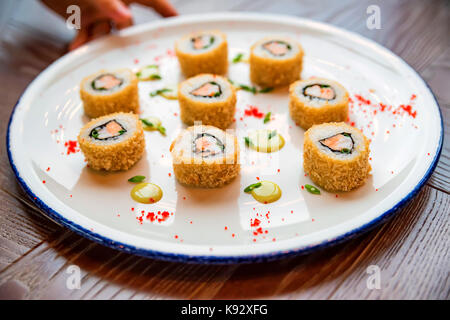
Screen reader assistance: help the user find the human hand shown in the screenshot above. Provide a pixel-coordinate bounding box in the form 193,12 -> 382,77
41,0 -> 177,51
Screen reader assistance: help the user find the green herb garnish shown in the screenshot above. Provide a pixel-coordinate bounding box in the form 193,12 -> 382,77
136,65 -> 161,81
118,130 -> 126,135
244,182 -> 262,193
157,126 -> 166,135
305,184 -> 321,195
149,74 -> 161,80
239,84 -> 257,94
128,175 -> 146,183
263,112 -> 272,124
228,78 -> 235,85
140,118 -> 154,127
232,53 -> 244,63
259,87 -> 274,93
140,118 -> 166,136
268,130 -> 277,140
150,88 -> 171,97
244,137 -> 253,147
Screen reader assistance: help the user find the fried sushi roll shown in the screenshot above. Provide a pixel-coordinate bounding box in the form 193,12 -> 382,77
80,69 -> 139,118
78,112 -> 145,171
178,74 -> 236,129
289,78 -> 349,130
303,122 -> 370,192
249,36 -> 304,87
170,125 -> 240,188
175,30 -> 228,77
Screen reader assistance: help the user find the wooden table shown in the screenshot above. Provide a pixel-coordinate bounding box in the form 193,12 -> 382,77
0,0 -> 448,300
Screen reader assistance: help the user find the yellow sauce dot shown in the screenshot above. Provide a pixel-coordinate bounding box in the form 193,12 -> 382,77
247,129 -> 285,153
251,181 -> 282,204
130,182 -> 163,204
142,116 -> 162,131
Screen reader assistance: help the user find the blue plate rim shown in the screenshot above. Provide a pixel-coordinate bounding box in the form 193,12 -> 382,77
5,13 -> 444,264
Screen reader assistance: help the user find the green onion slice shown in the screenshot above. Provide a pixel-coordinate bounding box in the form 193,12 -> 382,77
244,182 -> 262,193
128,175 -> 146,183
305,184 -> 321,195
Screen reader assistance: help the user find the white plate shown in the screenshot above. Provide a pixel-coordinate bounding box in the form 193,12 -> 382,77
7,13 -> 443,263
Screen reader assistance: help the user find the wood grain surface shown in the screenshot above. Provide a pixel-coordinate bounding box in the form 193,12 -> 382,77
0,0 -> 448,300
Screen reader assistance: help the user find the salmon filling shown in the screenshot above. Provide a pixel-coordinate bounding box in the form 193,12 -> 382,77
90,120 -> 127,140
193,133 -> 225,158
303,84 -> 336,101
190,82 -> 222,98
92,74 -> 123,91
319,133 -> 353,154
191,35 -> 215,50
262,40 -> 291,56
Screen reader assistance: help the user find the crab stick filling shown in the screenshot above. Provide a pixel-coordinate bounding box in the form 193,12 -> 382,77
190,82 -> 222,98
262,40 -> 291,56
193,133 -> 224,158
319,133 -> 354,154
191,35 -> 215,50
90,120 -> 126,140
303,84 -> 336,101
92,74 -> 123,91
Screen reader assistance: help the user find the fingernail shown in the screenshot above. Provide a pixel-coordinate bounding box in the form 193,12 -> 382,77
115,3 -> 132,20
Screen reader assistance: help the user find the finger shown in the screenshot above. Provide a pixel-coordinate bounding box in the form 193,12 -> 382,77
94,0 -> 132,24
89,20 -> 112,40
69,27 -> 89,51
135,0 -> 178,17
115,17 -> 134,30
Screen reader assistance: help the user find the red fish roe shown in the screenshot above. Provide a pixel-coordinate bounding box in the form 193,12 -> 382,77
250,218 -> 261,227
399,104 -> 417,118
353,93 -> 417,119
136,210 -> 173,225
244,105 -> 264,118
64,140 -> 79,155
355,94 -> 371,105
